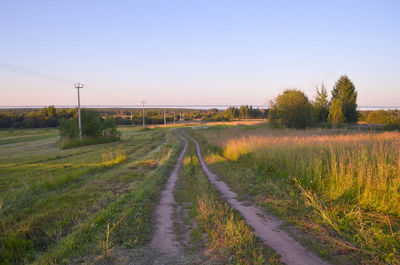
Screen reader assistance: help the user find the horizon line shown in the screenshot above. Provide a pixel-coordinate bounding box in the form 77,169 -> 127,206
1,104 -> 400,110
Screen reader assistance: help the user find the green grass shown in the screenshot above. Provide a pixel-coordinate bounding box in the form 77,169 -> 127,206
0,126 -> 179,264
174,138 -> 282,264
190,126 -> 400,265
59,136 -> 121,149
0,128 -> 59,145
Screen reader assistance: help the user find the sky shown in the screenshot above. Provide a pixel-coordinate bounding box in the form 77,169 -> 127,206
1,0 -> 399,107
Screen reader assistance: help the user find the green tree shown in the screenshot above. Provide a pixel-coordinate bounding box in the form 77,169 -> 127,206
328,98 -> 345,128
223,107 -> 239,120
269,89 -> 312,129
81,109 -> 102,137
59,119 -> 79,138
59,109 -> 103,138
331,75 -> 358,123
312,84 -> 329,123
239,105 -> 249,119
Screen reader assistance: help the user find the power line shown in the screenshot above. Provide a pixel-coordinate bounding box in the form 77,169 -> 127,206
84,85 -> 140,104
0,60 -> 74,86
0,60 -> 141,105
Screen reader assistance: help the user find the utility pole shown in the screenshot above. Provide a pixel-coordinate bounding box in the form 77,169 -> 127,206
141,101 -> 146,128
173,112 -> 176,125
164,108 -> 166,127
75,83 -> 83,140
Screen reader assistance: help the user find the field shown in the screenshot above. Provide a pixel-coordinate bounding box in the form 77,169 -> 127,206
190,124 -> 400,264
1,124 -> 399,265
0,127 -> 181,263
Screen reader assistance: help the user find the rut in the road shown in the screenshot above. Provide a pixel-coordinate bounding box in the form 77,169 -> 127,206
182,131 -> 330,265
150,133 -> 188,254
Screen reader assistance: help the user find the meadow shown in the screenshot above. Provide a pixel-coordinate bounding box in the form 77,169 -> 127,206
172,138 -> 282,264
191,125 -> 400,264
2,123 -> 399,265
0,126 -> 180,264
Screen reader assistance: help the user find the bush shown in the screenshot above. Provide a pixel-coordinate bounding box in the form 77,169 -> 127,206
269,89 -> 312,129
102,117 -> 121,138
366,110 -> 400,131
59,119 -> 79,138
59,109 -> 121,144
81,109 -> 102,137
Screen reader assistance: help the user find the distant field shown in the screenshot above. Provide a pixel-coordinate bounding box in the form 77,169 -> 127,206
146,119 -> 267,128
0,126 -> 180,264
190,125 -> 400,264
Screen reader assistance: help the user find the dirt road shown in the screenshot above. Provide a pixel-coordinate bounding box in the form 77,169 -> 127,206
182,131 -> 330,265
150,133 -> 188,254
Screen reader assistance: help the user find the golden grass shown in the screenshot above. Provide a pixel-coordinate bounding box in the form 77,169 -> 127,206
222,132 -> 400,216
206,129 -> 400,263
197,196 -> 266,264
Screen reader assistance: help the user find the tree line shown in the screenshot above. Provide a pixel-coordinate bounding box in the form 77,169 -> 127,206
0,106 -> 266,129
269,75 -> 358,128
269,75 -> 400,130
269,75 -> 376,129
0,106 -> 75,129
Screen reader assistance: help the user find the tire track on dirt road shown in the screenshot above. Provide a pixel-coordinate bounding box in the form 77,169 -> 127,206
182,131 -> 330,265
150,132 -> 188,254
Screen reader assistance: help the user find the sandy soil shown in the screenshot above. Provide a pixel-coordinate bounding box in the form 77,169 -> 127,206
150,133 -> 188,254
183,131 -> 330,265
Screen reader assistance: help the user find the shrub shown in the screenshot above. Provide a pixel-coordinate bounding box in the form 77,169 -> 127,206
59,119 -> 79,138
81,109 -> 102,137
102,117 -> 121,138
366,110 -> 400,130
269,89 -> 312,129
59,109 -> 121,145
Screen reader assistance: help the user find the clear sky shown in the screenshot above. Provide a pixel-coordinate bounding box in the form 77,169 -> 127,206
1,0 -> 399,107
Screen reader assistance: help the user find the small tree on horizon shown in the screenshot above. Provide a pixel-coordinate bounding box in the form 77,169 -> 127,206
269,89 -> 312,129
312,83 -> 329,123
331,75 -> 358,123
328,98 -> 345,128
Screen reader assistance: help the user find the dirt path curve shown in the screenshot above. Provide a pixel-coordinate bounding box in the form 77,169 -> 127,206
150,132 -> 188,254
182,131 -> 330,265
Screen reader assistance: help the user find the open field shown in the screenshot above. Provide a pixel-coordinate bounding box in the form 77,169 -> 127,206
0,127 -> 181,264
189,125 -> 400,264
2,123 -> 399,265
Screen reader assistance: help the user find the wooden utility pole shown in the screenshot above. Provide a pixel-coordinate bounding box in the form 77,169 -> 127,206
141,101 -> 146,128
173,112 -> 176,125
164,108 -> 166,127
75,83 -> 83,139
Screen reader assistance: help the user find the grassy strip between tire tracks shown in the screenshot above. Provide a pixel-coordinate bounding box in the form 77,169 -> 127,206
175,136 -> 282,264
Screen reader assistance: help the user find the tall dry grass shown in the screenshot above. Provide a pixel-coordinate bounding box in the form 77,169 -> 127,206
223,132 -> 400,217
215,131 -> 400,263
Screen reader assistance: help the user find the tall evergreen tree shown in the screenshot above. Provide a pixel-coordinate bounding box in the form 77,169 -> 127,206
331,75 -> 358,123
313,83 -> 329,123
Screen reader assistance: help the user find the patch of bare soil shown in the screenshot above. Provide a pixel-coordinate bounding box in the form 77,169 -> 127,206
183,131 -> 330,265
150,134 -> 188,254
